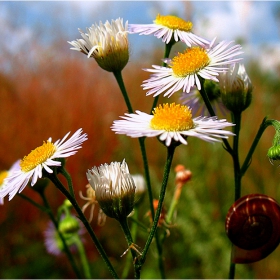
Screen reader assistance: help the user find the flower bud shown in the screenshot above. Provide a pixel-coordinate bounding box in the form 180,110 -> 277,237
86,160 -> 135,220
220,63 -> 252,113
58,215 -> 80,238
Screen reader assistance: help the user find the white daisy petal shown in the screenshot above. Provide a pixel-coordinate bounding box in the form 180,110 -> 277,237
0,129 -> 88,201
69,18 -> 129,72
142,40 -> 242,97
111,103 -> 235,147
128,14 -> 209,46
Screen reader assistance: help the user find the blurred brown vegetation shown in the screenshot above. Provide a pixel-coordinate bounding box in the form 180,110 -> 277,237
1,33 -> 280,278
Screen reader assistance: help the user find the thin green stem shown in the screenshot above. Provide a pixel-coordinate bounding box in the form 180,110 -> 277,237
113,70 -> 133,113
74,236 -> 92,279
59,167 -> 75,198
241,117 -> 272,175
113,68 -> 165,277
119,216 -> 141,279
198,77 -> 233,155
232,112 -> 242,201
138,145 -> 176,272
138,137 -> 155,219
121,207 -> 140,279
19,191 -> 82,278
47,170 -> 119,279
228,112 -> 242,279
17,193 -> 48,212
150,42 -> 174,114
129,216 -> 149,232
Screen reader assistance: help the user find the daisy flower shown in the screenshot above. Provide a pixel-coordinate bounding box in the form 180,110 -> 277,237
68,18 -> 129,72
142,38 -> 243,98
0,129 -> 88,201
0,160 -> 20,204
180,80 -> 227,116
86,160 -> 136,220
129,14 -> 209,47
111,103 -> 235,147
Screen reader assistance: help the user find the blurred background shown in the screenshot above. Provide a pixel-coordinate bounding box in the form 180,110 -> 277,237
1,1 -> 280,278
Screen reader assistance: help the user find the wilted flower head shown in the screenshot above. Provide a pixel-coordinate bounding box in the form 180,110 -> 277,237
79,184 -> 106,226
68,18 -> 129,72
86,160 -> 136,220
129,13 -> 209,47
219,63 -> 252,113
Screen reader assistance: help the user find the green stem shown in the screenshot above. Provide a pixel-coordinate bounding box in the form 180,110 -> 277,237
74,236 -> 92,279
138,137 -> 155,219
113,70 -> 155,222
47,170 -> 120,279
240,117 -> 272,175
59,167 -> 75,198
138,145 -> 176,272
198,77 -> 233,155
113,68 -> 165,277
150,42 -> 174,114
19,192 -> 82,278
228,112 -> 242,279
231,112 -> 242,201
17,193 -> 48,212
119,216 -> 141,279
113,70 -> 133,113
121,207 -> 139,279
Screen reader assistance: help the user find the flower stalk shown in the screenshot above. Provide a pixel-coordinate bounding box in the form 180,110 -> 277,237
47,168 -> 120,279
138,144 -> 176,272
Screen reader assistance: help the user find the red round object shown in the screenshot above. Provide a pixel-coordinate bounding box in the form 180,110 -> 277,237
225,194 -> 280,263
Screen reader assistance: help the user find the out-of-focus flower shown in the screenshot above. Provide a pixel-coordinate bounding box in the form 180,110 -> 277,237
146,199 -> 167,227
142,39 -> 242,98
68,18 -> 129,72
132,174 -> 146,204
129,14 -> 209,47
79,184 -> 106,226
0,129 -> 87,201
86,160 -> 135,220
44,214 -> 85,256
219,63 -> 252,113
111,103 -> 235,147
180,80 -> 227,116
175,165 -> 192,185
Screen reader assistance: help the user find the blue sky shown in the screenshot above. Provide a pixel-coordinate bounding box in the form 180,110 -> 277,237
1,1 -> 280,71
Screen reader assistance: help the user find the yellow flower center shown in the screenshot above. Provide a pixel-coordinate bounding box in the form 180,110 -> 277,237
154,14 -> 193,32
171,47 -> 210,77
150,103 -> 194,131
20,141 -> 57,172
0,171 -> 8,185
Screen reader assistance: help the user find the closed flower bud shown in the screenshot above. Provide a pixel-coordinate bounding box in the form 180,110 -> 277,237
267,145 -> 280,164
86,160 -> 135,221
220,63 -> 252,113
59,214 -> 81,238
